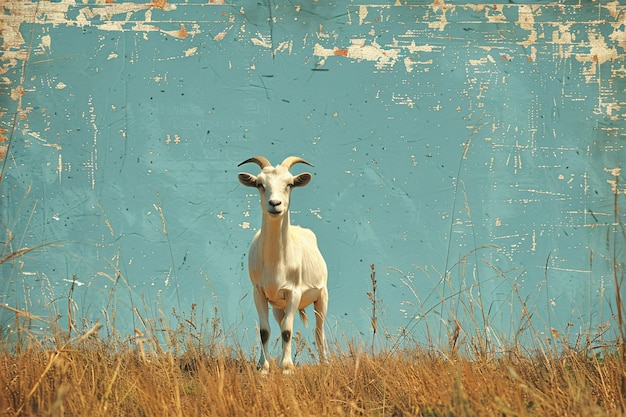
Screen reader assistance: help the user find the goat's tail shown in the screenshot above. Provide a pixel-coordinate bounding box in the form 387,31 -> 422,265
299,309 -> 309,328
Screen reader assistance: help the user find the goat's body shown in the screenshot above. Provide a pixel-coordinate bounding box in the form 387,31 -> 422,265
248,216 -> 328,372
238,156 -> 328,373
249,225 -> 327,310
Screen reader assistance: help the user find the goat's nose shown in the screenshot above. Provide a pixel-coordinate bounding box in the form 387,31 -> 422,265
268,199 -> 281,207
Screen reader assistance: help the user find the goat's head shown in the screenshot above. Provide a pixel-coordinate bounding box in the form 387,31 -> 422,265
238,156 -> 313,218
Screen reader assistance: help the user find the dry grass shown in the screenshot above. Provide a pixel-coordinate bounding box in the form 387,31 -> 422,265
0,319 -> 625,417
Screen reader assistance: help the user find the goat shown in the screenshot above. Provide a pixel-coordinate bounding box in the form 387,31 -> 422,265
238,156 -> 328,373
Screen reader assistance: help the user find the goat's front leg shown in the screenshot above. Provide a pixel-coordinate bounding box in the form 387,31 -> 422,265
254,286 -> 271,373
278,289 -> 301,373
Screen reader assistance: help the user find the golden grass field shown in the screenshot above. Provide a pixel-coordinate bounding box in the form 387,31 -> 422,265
1,340 -> 625,416
1,308 -> 625,417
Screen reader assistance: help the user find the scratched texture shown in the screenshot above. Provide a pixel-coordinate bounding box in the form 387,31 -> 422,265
1,0 -> 625,352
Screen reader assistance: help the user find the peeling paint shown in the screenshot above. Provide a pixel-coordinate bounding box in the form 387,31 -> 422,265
577,31 -> 619,65
517,5 -> 538,48
183,47 -> 198,57
358,5 -> 368,25
0,1 -> 625,350
162,24 -> 188,39
252,33 -> 272,48
314,39 -> 399,69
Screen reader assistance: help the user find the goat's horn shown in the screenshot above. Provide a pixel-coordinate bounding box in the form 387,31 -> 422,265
280,156 -> 314,169
238,156 -> 272,168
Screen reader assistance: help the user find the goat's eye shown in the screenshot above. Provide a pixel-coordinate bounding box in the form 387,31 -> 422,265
257,184 -> 265,190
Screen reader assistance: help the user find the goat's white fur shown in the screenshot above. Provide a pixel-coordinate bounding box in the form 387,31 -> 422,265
238,156 -> 328,373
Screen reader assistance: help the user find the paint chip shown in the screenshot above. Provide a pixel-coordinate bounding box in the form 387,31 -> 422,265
314,40 -> 399,69
10,85 -> 24,100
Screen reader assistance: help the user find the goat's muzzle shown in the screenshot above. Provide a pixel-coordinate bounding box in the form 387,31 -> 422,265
267,199 -> 284,216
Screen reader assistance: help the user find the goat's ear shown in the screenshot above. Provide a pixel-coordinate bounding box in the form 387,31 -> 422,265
293,172 -> 312,188
238,173 -> 258,187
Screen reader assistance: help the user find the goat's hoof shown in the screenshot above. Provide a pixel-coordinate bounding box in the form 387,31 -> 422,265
280,363 -> 295,375
257,362 -> 270,374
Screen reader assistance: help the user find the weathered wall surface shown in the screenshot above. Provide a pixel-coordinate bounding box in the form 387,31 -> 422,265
1,0 -> 625,353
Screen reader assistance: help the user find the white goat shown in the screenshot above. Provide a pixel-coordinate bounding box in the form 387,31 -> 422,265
238,156 -> 328,373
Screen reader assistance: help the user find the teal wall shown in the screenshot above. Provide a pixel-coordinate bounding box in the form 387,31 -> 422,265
1,0 -> 625,354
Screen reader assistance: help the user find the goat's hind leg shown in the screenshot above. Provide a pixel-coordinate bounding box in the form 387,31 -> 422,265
314,287 -> 328,363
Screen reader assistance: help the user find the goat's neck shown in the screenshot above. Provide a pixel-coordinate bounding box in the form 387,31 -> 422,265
259,212 -> 291,261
